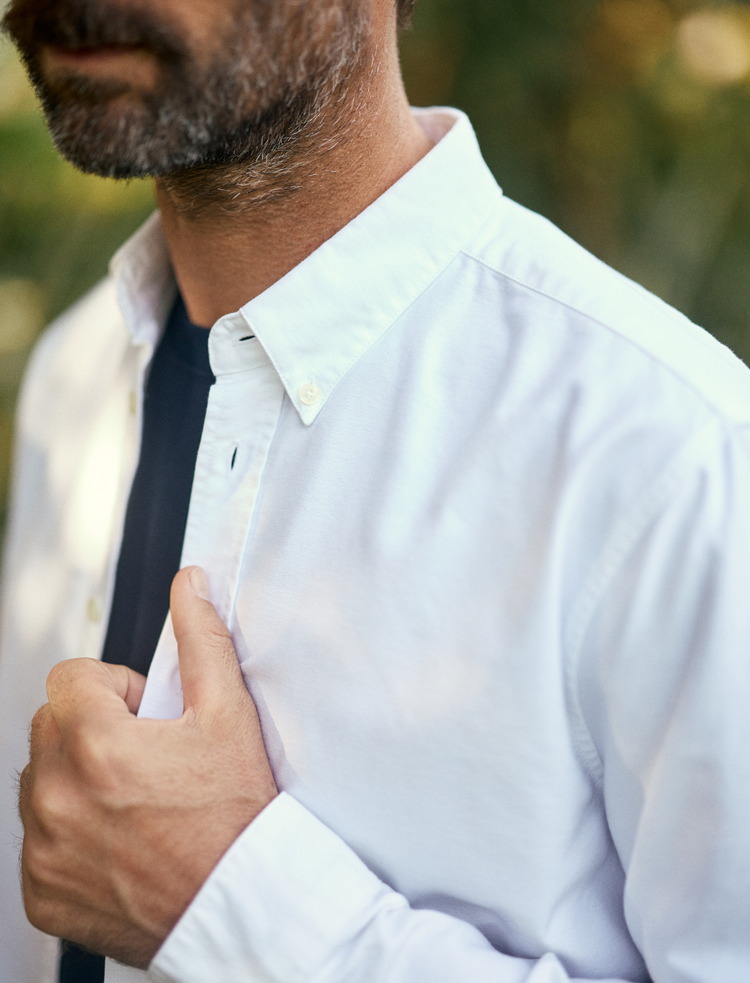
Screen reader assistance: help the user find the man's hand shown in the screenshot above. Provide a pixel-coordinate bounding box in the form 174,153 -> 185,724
18,566 -> 278,969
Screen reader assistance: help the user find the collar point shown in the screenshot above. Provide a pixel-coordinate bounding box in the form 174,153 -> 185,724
293,400 -> 323,426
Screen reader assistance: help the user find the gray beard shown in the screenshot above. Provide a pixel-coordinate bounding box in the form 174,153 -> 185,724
5,0 -> 368,206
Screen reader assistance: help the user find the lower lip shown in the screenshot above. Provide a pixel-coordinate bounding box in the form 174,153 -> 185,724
44,45 -> 147,70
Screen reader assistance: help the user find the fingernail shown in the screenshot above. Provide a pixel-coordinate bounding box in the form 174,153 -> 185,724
188,566 -> 211,601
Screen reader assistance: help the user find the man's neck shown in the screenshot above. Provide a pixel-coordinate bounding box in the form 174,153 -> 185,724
155,35 -> 432,328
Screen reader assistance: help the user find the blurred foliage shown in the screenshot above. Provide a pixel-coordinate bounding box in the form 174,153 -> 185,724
401,0 -> 750,355
0,37 -> 154,537
3,0 -> 750,531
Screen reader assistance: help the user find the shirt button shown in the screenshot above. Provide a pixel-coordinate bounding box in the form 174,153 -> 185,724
298,383 -> 321,405
87,597 -> 102,623
129,391 -> 137,415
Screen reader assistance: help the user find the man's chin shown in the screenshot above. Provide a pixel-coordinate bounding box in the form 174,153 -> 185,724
43,101 -> 174,179
16,48 -> 202,178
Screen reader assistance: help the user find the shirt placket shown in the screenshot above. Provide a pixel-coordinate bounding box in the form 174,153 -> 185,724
138,312 -> 286,720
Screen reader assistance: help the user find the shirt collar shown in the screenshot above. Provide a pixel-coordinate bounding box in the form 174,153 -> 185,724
109,211 -> 176,349
111,108 -> 502,423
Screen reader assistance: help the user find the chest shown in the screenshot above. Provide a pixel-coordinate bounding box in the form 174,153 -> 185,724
13,332 -> 635,972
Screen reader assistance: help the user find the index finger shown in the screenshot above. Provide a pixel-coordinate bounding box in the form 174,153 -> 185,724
45,658 -> 146,734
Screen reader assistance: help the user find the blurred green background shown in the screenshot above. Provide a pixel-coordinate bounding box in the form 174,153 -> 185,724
3,0 -> 750,535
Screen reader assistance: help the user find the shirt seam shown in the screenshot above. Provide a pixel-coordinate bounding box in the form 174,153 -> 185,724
460,249 -> 750,435
561,417 -> 730,788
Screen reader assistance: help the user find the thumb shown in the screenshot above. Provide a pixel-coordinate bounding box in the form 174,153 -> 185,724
170,566 -> 248,715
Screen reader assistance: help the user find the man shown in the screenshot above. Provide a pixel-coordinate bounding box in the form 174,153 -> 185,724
2,0 -> 750,979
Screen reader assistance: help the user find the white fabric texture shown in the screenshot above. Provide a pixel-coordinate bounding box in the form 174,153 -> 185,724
2,108 -> 750,983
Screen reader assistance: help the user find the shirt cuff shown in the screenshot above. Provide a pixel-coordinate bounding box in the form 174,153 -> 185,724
147,792 -> 402,983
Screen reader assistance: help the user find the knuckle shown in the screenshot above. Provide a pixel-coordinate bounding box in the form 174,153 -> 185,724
104,662 -> 129,696
21,837 -> 60,923
206,622 -> 234,650
22,880 -> 58,935
22,840 -> 49,893
46,657 -> 99,698
30,702 -> 51,729
67,722 -> 116,780
29,703 -> 52,746
22,887 -> 45,930
45,659 -> 73,693
68,728 -> 130,804
17,762 -> 32,797
180,616 -> 231,650
27,779 -> 67,836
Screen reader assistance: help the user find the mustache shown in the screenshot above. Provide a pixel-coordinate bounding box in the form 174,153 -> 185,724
1,0 -> 187,59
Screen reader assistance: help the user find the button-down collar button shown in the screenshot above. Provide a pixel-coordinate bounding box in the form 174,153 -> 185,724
299,383 -> 321,405
87,597 -> 102,623
129,391 -> 137,415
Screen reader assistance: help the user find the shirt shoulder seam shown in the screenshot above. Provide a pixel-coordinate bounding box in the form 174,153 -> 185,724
560,417 -> 733,787
459,247 -> 750,433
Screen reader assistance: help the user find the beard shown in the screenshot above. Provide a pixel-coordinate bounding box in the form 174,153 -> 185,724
1,0 -> 368,189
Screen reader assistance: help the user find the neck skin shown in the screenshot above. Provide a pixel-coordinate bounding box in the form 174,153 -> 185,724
155,12 -> 432,328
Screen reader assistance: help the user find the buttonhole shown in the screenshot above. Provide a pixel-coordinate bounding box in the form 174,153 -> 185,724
239,335 -> 255,341
231,447 -> 238,470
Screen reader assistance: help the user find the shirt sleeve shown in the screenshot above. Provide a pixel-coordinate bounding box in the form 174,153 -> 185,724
147,792 -> 626,983
148,420 -> 750,983
573,419 -> 750,983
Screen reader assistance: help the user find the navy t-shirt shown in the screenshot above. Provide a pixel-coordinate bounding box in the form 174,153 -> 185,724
59,294 -> 214,982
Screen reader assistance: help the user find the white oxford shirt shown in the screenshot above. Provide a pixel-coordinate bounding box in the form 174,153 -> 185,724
2,109 -> 750,983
